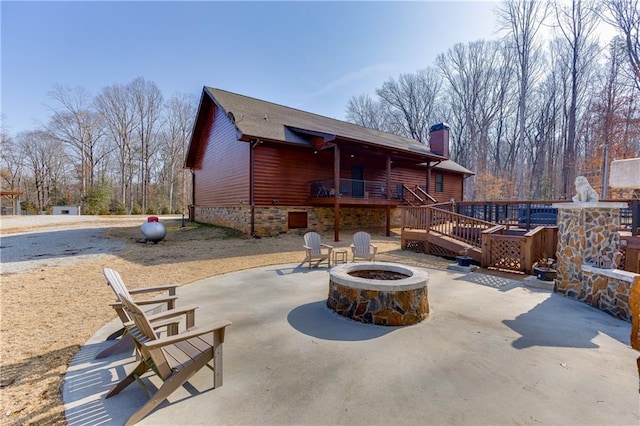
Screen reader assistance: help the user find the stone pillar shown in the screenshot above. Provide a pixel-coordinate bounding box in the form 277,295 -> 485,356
554,202 -> 627,298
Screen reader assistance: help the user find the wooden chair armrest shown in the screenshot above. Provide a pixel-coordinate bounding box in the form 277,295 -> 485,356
151,318 -> 181,331
145,304 -> 200,329
128,284 -> 178,296
111,296 -> 178,308
131,295 -> 178,306
145,304 -> 199,322
144,319 -> 232,349
123,317 -> 180,329
303,245 -> 312,250
321,244 -> 333,249
110,297 -> 178,311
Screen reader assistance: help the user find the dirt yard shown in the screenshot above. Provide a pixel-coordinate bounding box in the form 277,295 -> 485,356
0,217 -> 451,425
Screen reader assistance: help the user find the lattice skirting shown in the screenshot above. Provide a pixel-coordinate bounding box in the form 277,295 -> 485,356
405,240 -> 426,254
405,240 -> 458,258
427,243 -> 458,258
489,239 -> 521,271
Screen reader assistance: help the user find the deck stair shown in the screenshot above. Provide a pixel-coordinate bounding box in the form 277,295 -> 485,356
415,186 -> 438,204
401,204 -> 493,261
402,185 -> 425,206
429,232 -> 482,262
401,185 -> 438,206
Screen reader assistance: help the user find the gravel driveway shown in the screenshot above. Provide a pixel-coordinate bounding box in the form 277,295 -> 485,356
0,215 -> 175,274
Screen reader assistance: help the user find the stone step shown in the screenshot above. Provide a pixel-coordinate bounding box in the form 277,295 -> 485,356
523,275 -> 555,291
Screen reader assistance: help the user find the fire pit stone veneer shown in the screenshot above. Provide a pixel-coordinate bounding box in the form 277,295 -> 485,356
327,262 -> 429,326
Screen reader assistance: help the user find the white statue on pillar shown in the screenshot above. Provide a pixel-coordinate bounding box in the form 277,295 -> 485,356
572,176 -> 599,203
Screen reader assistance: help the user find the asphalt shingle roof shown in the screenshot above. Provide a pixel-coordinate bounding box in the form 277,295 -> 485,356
205,87 -> 473,176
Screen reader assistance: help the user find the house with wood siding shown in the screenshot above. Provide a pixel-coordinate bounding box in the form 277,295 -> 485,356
185,87 -> 474,240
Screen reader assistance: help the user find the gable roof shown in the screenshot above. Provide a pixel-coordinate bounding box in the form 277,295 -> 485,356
187,87 -> 474,176
433,160 -> 475,175
209,87 -> 442,155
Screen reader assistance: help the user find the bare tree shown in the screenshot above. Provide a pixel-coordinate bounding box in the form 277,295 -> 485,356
580,37 -> 640,197
46,85 -> 104,213
158,93 -> 196,213
436,40 -> 514,191
345,94 -> 391,131
497,0 -> 549,197
17,130 -> 67,212
0,120 -> 24,194
554,0 -> 601,198
130,77 -> 164,213
375,68 -> 442,143
598,39 -> 627,197
95,83 -> 136,211
528,50 -> 564,199
602,0 -> 640,91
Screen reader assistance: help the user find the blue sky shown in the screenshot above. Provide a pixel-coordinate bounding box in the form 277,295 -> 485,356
1,1 -> 503,136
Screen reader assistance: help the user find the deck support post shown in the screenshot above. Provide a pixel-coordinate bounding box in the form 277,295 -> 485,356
426,161 -> 431,200
249,140 -> 256,235
334,144 -> 341,242
386,155 -> 392,236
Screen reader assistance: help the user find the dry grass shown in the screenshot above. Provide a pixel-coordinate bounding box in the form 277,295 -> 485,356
0,219 -> 450,425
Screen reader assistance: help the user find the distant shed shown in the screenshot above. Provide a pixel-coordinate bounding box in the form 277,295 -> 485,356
52,206 -> 80,215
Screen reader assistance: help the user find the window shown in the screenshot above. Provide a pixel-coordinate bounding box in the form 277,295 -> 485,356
435,173 -> 444,193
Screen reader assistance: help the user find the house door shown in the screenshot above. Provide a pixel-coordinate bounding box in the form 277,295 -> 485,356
351,166 -> 364,198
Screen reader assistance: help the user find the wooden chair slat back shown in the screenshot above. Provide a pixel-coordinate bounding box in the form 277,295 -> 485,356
104,268 -> 132,301
119,295 -> 160,343
304,232 -> 322,255
353,231 -> 371,255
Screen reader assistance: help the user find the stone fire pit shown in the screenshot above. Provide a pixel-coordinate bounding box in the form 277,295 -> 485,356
327,262 -> 429,326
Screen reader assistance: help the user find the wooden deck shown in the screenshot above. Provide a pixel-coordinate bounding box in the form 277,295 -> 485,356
400,204 -> 561,274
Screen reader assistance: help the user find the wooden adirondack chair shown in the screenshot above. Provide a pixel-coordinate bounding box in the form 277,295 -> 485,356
350,231 -> 378,262
96,268 -> 181,359
303,232 -> 333,269
106,295 -> 231,426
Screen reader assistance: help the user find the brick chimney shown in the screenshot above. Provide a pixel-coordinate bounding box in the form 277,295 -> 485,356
429,123 -> 450,158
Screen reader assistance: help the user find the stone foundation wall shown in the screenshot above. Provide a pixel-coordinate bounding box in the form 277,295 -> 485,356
196,206 -> 251,234
327,280 -> 428,326
195,205 -> 396,236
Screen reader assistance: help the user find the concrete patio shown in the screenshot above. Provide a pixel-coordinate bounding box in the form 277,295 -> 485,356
63,264 -> 639,425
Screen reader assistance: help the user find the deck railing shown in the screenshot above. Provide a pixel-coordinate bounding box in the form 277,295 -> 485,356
456,199 -> 638,234
309,179 -> 403,200
415,186 -> 438,203
402,205 -> 494,248
401,205 -> 560,274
